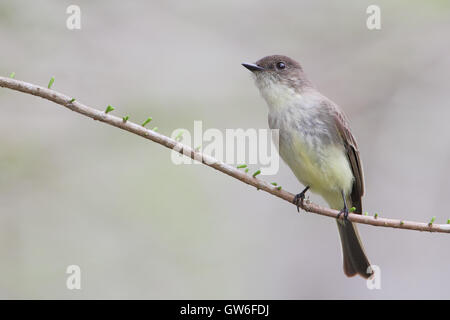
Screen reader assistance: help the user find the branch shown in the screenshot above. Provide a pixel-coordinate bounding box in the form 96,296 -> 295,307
1,76 -> 449,234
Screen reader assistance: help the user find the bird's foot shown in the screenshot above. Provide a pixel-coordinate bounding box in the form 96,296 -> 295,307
293,186 -> 310,213
337,206 -> 349,220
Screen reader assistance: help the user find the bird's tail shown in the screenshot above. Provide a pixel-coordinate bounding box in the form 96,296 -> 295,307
336,219 -> 372,279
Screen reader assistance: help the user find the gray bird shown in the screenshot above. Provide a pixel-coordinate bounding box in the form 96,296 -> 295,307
243,55 -> 372,278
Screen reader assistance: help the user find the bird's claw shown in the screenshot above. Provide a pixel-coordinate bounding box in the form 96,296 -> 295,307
337,206 -> 349,220
293,193 -> 305,213
293,186 -> 310,213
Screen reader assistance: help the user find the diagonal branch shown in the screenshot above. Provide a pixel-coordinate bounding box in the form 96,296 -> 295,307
1,76 -> 449,233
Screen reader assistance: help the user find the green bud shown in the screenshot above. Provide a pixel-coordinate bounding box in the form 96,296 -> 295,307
105,105 -> 115,114
252,170 -> 261,178
429,216 -> 436,226
142,117 -> 152,127
48,76 -> 55,89
175,130 -> 183,141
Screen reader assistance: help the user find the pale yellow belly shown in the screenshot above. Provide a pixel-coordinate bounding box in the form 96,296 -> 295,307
279,134 -> 354,209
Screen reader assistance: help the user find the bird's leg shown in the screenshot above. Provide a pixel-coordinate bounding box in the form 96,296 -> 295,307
336,190 -> 349,220
293,186 -> 310,212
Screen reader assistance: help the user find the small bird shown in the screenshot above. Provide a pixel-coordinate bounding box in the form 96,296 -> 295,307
242,55 -> 372,279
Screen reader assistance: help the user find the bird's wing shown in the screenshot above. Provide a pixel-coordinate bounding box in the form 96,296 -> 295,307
331,105 -> 365,211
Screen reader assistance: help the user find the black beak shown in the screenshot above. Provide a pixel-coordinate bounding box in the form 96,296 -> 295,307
242,63 -> 265,72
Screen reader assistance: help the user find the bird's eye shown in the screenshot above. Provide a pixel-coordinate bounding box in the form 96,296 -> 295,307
276,62 -> 286,70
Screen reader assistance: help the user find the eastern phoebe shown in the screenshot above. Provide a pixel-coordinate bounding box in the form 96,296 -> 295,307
243,55 -> 372,279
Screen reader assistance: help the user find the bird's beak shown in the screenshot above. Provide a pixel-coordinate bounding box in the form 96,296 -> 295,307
242,63 -> 265,72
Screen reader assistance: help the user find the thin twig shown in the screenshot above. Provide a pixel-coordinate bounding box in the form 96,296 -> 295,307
1,76 -> 449,233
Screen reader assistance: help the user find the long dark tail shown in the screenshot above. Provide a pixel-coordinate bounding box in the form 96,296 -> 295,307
336,220 -> 372,278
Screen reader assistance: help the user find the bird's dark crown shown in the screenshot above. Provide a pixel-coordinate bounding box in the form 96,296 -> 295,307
255,55 -> 302,72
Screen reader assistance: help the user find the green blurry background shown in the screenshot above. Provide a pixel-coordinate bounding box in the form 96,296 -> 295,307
1,0 -> 450,299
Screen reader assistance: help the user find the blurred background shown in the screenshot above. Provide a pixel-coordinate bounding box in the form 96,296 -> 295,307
1,0 -> 450,299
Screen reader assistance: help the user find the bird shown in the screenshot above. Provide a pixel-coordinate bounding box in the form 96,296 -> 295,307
242,55 -> 373,278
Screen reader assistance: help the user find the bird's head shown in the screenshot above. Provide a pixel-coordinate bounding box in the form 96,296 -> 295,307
242,55 -> 312,107
242,55 -> 310,92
